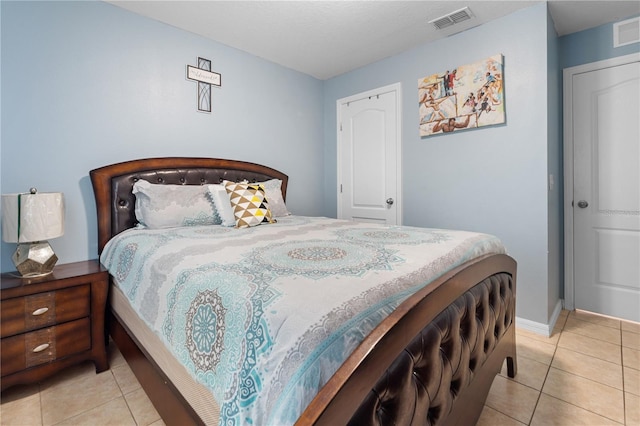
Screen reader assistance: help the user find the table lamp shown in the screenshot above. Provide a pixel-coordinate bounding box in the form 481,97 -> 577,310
2,188 -> 65,277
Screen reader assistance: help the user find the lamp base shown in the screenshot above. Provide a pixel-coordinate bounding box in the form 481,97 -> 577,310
12,241 -> 58,278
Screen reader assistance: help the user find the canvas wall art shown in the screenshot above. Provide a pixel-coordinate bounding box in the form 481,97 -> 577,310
418,54 -> 504,137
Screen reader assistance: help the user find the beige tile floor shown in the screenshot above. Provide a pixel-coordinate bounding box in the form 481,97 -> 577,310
1,309 -> 639,425
479,309 -> 640,426
0,341 -> 164,426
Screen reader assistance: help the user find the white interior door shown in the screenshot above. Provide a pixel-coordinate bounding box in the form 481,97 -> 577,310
572,59 -> 640,322
337,84 -> 401,225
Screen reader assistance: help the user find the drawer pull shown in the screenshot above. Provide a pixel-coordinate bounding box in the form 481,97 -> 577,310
32,343 -> 50,353
32,307 -> 49,316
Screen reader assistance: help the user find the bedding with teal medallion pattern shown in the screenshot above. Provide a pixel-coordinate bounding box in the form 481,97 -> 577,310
100,216 -> 506,425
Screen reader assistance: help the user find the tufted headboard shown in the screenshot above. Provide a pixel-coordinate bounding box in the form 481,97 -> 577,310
90,157 -> 288,254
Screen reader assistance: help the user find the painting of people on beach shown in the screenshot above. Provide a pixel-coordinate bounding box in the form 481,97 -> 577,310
418,54 -> 504,137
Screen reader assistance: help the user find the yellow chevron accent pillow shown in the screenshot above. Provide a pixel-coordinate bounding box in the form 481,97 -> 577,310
224,181 -> 276,229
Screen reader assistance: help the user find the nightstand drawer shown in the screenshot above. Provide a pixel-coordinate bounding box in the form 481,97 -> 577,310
0,284 -> 91,338
0,317 -> 91,377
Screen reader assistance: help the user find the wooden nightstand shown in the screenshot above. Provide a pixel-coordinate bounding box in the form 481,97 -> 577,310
0,260 -> 109,391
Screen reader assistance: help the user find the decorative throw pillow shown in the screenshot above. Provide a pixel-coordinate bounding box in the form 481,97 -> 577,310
207,184 -> 238,227
132,180 -> 220,229
257,179 -> 290,217
224,181 -> 276,228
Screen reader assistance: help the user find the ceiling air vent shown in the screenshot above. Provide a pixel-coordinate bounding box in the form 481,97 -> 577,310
429,7 -> 474,30
613,16 -> 640,48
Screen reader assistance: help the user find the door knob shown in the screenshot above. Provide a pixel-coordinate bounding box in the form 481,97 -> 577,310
577,200 -> 589,208
386,198 -> 394,206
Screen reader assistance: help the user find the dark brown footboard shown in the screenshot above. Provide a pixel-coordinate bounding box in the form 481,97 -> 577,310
352,273 -> 515,426
298,253 -> 517,426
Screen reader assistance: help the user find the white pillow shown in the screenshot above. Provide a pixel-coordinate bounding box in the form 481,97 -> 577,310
207,184 -> 237,227
257,179 -> 290,217
132,180 -> 220,229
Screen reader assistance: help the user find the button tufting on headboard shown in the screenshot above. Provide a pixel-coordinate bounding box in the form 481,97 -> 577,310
90,158 -> 288,253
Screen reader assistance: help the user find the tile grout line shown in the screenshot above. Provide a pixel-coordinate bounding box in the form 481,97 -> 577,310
563,312 -> 626,425
621,325 -> 627,426
555,312 -> 626,425
561,328 -> 622,348
548,348 -> 625,390
39,383 -> 44,426
525,317 -> 565,426
122,395 -> 140,426
526,349 -> 555,425
46,369 -> 127,426
538,369 -> 626,425
110,367 -> 140,425
490,315 -> 566,425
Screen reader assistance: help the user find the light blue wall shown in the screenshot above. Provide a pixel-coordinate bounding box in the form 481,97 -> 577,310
547,7 -> 563,319
560,14 -> 640,69
323,3 -> 553,324
0,1 -> 324,271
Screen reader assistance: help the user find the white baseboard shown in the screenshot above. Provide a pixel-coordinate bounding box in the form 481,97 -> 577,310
515,299 -> 564,337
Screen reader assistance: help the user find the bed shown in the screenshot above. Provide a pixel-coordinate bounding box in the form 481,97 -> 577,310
90,157 -> 517,426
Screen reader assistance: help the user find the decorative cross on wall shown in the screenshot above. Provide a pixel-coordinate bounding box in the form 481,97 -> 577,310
186,57 -> 222,113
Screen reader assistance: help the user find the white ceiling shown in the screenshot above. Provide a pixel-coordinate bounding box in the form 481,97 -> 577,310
106,1 -> 640,80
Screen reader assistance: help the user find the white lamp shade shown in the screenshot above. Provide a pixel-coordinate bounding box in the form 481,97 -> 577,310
2,192 -> 65,243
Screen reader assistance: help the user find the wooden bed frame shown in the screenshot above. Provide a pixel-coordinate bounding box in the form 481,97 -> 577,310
90,157 -> 517,426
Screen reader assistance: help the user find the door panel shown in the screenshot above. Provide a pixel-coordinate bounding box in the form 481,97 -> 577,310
596,229 -> 640,288
573,60 -> 640,322
338,88 -> 400,225
352,107 -> 386,208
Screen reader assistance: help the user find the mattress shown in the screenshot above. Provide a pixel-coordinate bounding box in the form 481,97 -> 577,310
110,284 -> 220,423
